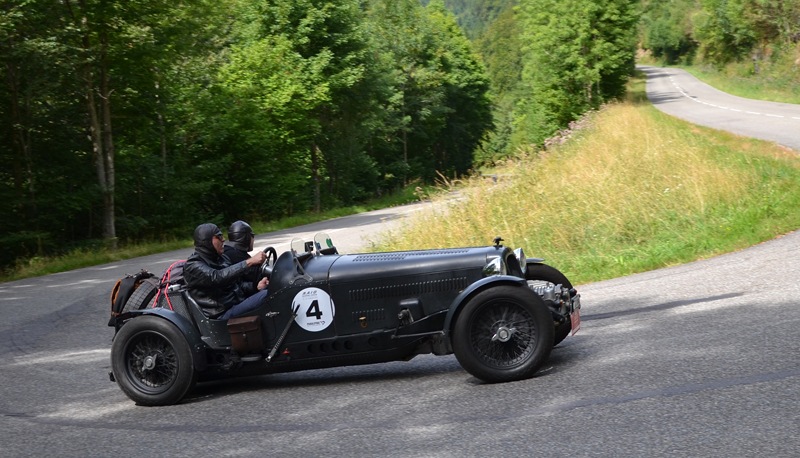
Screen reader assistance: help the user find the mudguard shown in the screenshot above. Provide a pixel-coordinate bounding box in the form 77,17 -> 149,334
116,308 -> 208,371
443,275 -> 528,339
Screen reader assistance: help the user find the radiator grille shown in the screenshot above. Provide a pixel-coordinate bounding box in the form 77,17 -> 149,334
349,277 -> 468,301
352,250 -> 469,262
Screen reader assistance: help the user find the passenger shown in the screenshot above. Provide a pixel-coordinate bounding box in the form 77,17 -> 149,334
224,220 -> 255,265
184,223 -> 269,320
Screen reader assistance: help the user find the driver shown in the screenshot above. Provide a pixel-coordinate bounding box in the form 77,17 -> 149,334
224,220 -> 255,264
184,223 -> 269,320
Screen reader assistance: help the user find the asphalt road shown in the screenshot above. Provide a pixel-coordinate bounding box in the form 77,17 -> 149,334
2,198 -> 800,456
3,77 -> 800,455
639,65 -> 800,150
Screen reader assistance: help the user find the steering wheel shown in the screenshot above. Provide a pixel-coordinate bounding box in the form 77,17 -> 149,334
260,246 -> 278,278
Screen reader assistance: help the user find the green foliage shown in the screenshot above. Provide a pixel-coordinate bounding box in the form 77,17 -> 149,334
693,0 -> 758,64
474,7 -> 523,161
515,0 -> 639,145
365,0 -> 492,184
0,0 -> 492,271
420,0 -> 513,40
640,0 -> 800,68
641,0 -> 697,64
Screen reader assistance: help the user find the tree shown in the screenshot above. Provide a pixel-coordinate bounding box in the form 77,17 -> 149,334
693,0 -> 757,64
217,0 -> 372,213
516,0 -> 638,144
475,6 -> 524,160
641,0 -> 698,64
427,1 -> 493,176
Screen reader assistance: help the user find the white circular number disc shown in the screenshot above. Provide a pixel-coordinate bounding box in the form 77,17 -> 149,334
292,287 -> 335,332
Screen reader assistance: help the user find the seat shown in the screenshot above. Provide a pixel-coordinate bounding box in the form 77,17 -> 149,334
181,291 -> 232,348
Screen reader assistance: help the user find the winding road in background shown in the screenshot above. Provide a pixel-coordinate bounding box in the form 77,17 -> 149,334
2,72 -> 800,457
639,65 -> 800,150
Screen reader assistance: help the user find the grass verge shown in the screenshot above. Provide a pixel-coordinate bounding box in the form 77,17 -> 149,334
368,73 -> 800,285
0,184 -> 429,283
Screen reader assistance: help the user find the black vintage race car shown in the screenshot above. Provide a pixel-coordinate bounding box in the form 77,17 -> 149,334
109,234 -> 581,406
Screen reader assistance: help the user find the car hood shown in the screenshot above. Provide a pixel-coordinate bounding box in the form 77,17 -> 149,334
326,246 -> 506,283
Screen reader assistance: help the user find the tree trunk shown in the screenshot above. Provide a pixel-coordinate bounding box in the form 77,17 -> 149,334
99,34 -> 117,248
401,85 -> 408,187
71,3 -> 116,248
402,129 -> 408,187
5,59 -> 38,230
311,142 -> 321,213
155,79 -> 167,177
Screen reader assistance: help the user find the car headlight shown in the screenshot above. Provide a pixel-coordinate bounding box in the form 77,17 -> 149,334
513,247 -> 526,275
483,257 -> 506,277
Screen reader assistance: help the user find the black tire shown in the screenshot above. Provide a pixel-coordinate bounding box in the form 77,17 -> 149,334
122,279 -> 157,313
526,264 -> 573,346
452,285 -> 554,383
111,316 -> 197,406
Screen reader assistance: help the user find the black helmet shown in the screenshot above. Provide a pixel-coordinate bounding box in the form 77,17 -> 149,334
193,223 -> 223,258
227,220 -> 254,252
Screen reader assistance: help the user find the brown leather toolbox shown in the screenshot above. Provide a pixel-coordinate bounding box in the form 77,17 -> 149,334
227,315 -> 265,354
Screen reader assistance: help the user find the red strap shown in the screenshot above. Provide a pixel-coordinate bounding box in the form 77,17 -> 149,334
151,260 -> 184,310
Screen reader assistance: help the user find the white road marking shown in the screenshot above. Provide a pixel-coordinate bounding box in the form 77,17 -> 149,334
662,71 -> 798,124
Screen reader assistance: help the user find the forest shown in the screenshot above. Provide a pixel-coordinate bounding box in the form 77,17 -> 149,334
0,0 -> 641,271
640,0 -> 800,67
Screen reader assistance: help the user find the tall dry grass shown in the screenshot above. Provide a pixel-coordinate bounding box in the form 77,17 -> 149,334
369,98 -> 800,284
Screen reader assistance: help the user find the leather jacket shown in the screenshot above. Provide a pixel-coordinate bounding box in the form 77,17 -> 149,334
184,250 -> 256,319
223,244 -> 250,265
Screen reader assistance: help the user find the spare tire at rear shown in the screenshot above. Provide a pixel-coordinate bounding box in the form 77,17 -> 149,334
122,279 -> 158,313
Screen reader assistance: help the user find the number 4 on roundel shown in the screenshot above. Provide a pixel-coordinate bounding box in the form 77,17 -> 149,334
306,300 -> 323,320
292,287 -> 335,332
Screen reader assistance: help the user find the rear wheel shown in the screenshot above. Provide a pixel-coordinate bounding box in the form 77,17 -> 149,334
526,264 -> 573,346
453,285 -> 554,383
111,316 -> 196,406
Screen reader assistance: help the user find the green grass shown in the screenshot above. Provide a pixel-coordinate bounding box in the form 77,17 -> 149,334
368,74 -> 800,285
0,184 -> 430,283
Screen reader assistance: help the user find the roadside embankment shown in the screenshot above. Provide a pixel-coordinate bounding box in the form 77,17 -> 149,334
368,75 -> 800,284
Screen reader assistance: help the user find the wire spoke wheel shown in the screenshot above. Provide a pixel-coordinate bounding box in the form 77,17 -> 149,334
469,300 -> 536,368
125,332 -> 179,394
453,285 -> 554,383
111,316 -> 196,406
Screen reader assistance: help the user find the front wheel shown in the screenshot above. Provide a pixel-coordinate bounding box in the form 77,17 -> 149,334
111,316 -> 197,406
453,285 -> 554,383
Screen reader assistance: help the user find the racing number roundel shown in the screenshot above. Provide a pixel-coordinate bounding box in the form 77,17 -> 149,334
292,287 -> 335,332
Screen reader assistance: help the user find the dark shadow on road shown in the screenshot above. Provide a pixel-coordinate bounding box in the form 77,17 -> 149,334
582,292 -> 745,321
181,341 -> 585,405
181,357 -> 466,405
640,71 -> 668,80
647,91 -> 684,105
